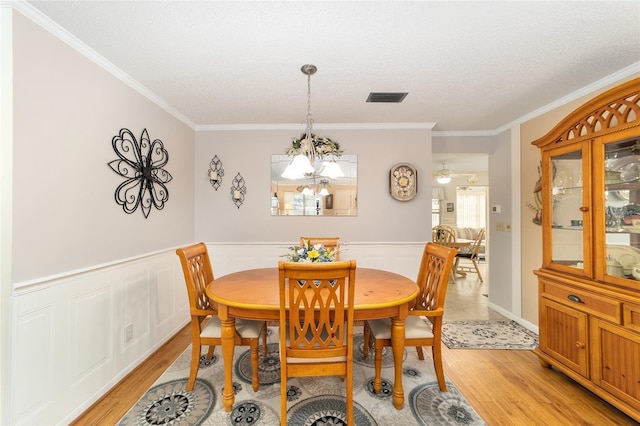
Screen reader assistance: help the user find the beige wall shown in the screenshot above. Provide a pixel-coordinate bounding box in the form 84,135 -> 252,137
12,12 -> 196,282
195,128 -> 433,243
519,72 -> 640,325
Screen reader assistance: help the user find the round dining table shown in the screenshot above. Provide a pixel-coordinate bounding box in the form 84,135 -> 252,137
206,267 -> 419,413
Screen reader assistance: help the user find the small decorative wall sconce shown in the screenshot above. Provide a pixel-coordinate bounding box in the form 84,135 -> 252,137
208,155 -> 224,190
231,173 -> 247,208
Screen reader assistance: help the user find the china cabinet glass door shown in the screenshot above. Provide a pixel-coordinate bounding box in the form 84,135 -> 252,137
547,147 -> 587,274
603,137 -> 640,281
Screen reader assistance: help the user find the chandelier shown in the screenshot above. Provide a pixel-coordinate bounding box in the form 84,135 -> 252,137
281,64 -> 344,180
435,162 -> 452,184
297,178 -> 331,196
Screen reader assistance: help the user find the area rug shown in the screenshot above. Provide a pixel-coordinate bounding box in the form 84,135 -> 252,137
118,327 -> 485,425
441,320 -> 538,350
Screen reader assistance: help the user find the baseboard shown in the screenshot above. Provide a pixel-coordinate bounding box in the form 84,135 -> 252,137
487,302 -> 539,334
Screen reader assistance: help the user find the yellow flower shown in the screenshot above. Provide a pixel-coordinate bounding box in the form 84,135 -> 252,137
308,249 -> 320,260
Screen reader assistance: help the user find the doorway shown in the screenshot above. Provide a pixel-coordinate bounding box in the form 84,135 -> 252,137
456,184 -> 488,263
431,153 -> 489,290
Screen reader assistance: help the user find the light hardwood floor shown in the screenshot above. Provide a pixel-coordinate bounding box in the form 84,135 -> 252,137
72,263 -> 638,425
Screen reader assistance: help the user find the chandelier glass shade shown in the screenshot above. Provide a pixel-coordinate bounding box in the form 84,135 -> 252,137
319,160 -> 345,179
281,154 -> 315,179
282,64 -> 344,181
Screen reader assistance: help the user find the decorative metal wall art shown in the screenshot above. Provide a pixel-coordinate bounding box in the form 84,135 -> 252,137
208,155 -> 224,190
107,128 -> 172,218
230,173 -> 246,208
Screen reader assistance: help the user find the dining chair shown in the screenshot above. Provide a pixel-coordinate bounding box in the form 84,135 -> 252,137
299,236 -> 341,258
453,227 -> 485,282
176,242 -> 267,392
363,242 -> 457,392
278,259 -> 357,426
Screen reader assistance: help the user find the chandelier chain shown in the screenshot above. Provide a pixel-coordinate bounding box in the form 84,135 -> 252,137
303,66 -> 315,161
281,64 -> 344,181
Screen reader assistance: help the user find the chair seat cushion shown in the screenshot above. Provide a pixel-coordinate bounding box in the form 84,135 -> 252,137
367,316 -> 434,340
456,253 -> 474,259
201,316 -> 263,338
286,355 -> 347,364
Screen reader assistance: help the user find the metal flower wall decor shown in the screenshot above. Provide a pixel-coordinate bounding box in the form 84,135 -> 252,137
108,128 -> 173,218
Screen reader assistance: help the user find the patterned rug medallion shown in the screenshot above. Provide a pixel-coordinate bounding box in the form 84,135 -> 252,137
441,320 -> 538,350
118,327 -> 485,425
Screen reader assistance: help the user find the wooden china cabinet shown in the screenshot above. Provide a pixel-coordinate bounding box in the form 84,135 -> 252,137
532,77 -> 640,421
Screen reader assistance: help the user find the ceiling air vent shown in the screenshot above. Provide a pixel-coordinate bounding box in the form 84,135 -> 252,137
366,92 -> 408,103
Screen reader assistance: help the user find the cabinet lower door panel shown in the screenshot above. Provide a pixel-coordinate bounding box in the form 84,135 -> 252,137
540,298 -> 589,377
591,318 -> 640,409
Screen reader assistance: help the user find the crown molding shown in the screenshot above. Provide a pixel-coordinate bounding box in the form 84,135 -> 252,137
494,61 -> 640,135
432,62 -> 640,138
12,0 -> 197,129
432,130 -> 497,137
195,122 -> 437,132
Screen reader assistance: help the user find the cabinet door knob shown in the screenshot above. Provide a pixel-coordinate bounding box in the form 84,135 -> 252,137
575,341 -> 585,348
567,294 -> 583,303
579,206 -> 588,212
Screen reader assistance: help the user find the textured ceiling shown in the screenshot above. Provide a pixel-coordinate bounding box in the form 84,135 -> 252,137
23,0 -> 640,134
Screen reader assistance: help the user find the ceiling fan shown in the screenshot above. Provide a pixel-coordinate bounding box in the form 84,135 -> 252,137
433,162 -> 479,184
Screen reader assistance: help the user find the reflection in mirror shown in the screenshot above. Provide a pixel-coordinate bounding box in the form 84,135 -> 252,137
271,154 -> 357,216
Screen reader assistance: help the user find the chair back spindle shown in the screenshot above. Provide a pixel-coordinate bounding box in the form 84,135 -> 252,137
432,225 -> 456,247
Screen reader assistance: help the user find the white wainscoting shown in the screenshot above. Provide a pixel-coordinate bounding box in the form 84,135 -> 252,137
8,242 -> 424,425
9,249 -> 189,425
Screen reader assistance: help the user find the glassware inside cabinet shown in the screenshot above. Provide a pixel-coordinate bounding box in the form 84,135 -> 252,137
550,150 -> 584,271
604,137 -> 640,279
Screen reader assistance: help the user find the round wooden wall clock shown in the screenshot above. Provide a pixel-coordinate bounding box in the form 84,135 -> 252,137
389,163 -> 417,201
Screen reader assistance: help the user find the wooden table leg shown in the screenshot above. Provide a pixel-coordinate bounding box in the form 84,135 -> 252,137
390,316 -> 405,410
373,343 -> 382,394
218,306 -> 236,413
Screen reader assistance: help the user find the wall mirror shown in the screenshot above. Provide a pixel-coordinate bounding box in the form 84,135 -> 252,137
271,154 -> 357,216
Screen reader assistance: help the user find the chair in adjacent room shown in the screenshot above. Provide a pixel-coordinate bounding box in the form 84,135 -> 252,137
176,242 -> 267,392
432,225 -> 456,246
432,226 -> 458,282
363,242 -> 457,392
453,227 -> 485,282
278,259 -> 357,426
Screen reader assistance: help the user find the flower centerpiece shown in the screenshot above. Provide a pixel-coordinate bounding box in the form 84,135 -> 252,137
285,133 -> 343,162
283,241 -> 337,263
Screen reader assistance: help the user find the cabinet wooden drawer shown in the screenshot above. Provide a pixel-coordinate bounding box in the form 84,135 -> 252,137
623,303 -> 640,333
541,280 -> 621,324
